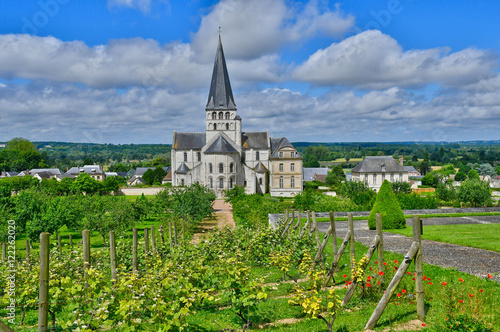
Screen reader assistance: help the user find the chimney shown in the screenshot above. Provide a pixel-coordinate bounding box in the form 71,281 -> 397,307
399,156 -> 404,166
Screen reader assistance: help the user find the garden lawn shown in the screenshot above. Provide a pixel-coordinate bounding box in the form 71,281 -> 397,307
386,223 -> 500,252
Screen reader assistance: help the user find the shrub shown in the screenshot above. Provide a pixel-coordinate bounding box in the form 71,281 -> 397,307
396,193 -> 437,210
337,181 -> 376,210
368,180 -> 406,229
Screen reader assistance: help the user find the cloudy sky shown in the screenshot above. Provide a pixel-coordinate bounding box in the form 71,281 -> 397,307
1,0 -> 499,144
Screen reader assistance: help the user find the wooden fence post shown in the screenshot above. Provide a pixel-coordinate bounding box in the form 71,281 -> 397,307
312,212 -> 321,247
38,232 -> 50,332
413,215 -> 424,320
294,210 -> 302,232
330,211 -> 337,259
132,228 -> 138,273
57,235 -> 62,256
82,230 -> 90,287
160,224 -> 165,246
312,225 -> 333,270
1,242 -> 5,262
376,213 -> 384,283
299,211 -> 311,239
168,222 -> 173,248
348,213 -> 355,274
144,228 -> 149,255
151,226 -> 156,254
109,231 -> 117,283
364,242 -> 420,329
173,222 -> 178,246
323,231 -> 352,287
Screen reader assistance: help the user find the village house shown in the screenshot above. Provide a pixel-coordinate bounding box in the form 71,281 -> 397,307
351,156 -> 409,192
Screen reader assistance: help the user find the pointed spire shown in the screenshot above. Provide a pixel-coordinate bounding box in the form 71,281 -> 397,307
206,35 -> 236,110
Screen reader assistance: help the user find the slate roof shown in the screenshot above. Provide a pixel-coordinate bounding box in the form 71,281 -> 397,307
66,165 -> 104,175
404,166 -> 419,173
30,168 -> 61,175
303,167 -> 328,181
135,167 -> 170,176
174,132 -> 206,149
351,156 -> 407,173
206,36 -> 236,110
34,171 -> 55,179
254,162 -> 268,173
176,163 -> 190,174
205,136 -> 239,154
242,132 -> 268,149
270,137 -> 301,158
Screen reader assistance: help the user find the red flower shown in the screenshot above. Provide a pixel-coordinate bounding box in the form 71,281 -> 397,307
397,293 -> 401,298
427,278 -> 431,281
343,274 -> 347,278
469,294 -> 474,298
487,274 -> 492,278
384,262 -> 387,266
423,276 -> 427,280
378,271 -> 384,275
366,283 -> 371,287
407,271 -> 411,275
378,281 -> 381,284
459,300 -> 463,303
367,276 -> 371,281
442,282 -> 447,286
375,261 -> 378,264
394,267 -> 398,270
402,289 -> 406,294
394,260 -> 399,264
480,289 -> 484,293
459,278 -> 464,282
422,323 -> 426,327
412,277 -> 415,280
428,282 -> 433,285
369,267 -> 372,270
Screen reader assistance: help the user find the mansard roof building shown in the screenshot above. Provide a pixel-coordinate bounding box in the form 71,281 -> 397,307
171,37 -> 302,197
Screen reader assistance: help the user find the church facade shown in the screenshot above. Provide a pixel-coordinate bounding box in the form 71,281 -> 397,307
171,37 -> 302,197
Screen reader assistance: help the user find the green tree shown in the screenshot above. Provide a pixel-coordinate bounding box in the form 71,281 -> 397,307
419,151 -> 431,175
337,181 -> 376,210
71,173 -> 102,195
103,176 -> 120,193
142,169 -> 155,185
476,163 -> 496,177
454,171 -> 467,182
436,183 -> 456,201
169,183 -> 216,223
457,179 -> 490,207
368,180 -> 406,230
467,169 -> 480,180
6,137 -> 36,152
390,180 -> 412,194
325,165 -> 346,187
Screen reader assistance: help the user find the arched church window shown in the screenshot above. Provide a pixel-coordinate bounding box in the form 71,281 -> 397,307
219,177 -> 224,189
209,163 -> 213,173
212,112 -> 216,120
225,112 -> 230,119
229,177 -> 233,189
197,152 -> 201,162
226,123 -> 229,130
209,177 -> 213,189
219,112 -> 223,119
183,152 -> 187,162
229,163 -> 234,173
219,163 -> 224,173
256,151 -> 260,160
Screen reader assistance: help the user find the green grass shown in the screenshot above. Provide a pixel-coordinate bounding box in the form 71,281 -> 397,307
386,223 -> 500,252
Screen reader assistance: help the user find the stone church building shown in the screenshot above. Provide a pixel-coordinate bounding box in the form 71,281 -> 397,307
171,37 -> 302,197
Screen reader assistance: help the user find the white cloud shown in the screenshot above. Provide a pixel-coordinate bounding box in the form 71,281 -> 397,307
293,30 -> 497,89
107,0 -> 152,13
191,0 -> 355,61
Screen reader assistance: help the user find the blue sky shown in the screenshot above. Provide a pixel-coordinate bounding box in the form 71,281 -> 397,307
0,0 -> 499,144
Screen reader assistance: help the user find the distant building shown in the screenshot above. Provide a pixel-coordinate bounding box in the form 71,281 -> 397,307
404,165 -> 420,177
66,165 -> 106,181
351,156 -> 409,192
303,167 -> 329,182
171,36 -> 302,197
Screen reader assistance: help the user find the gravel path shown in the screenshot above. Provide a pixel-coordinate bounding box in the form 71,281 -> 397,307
317,216 -> 500,282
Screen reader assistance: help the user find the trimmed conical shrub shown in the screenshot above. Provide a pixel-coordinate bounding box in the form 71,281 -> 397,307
368,180 -> 406,230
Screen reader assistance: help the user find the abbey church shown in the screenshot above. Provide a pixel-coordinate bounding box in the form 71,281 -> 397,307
171,37 -> 303,197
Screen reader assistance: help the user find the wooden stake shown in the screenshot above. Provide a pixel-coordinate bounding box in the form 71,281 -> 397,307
307,210 -> 312,235
109,231 -> 117,283
376,213 -> 384,284
82,229 -> 90,288
330,211 -> 337,259
159,224 -> 165,246
151,226 -> 156,254
323,231 -> 351,287
144,228 -> 149,255
348,213 -> 355,273
132,228 -> 138,273
294,210 -> 302,232
299,214 -> 311,239
168,222 -> 173,249
342,235 -> 380,306
38,232 -> 50,332
173,222 -> 178,246
312,212 -> 320,247
365,242 -> 419,330
312,225 -> 333,270
57,235 -> 62,256
413,215 -> 424,320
